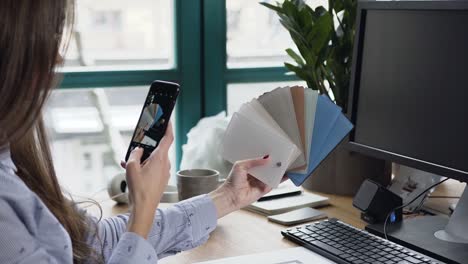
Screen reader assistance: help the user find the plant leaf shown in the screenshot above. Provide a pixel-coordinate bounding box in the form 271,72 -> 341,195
283,0 -> 297,17
308,12 -> 333,55
259,2 -> 283,14
286,48 -> 305,66
292,0 -> 306,10
285,63 -> 316,88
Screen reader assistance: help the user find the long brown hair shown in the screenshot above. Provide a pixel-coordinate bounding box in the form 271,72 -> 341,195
0,1 -> 99,263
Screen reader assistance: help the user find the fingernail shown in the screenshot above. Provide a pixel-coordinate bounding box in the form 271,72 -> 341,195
263,155 -> 269,159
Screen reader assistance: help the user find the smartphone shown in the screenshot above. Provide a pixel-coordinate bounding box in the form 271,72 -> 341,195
125,80 -> 180,162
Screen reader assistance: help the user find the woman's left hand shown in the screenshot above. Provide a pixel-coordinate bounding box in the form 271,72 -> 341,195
209,156 -> 285,218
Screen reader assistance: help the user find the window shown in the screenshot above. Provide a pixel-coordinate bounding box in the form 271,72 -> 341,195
226,0 -> 327,68
65,0 -> 174,71
226,0 -> 294,68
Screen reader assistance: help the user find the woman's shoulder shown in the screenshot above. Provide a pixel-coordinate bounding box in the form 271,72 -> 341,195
0,165 -> 34,202
0,165 -> 65,241
0,147 -> 28,196
0,162 -> 50,225
0,164 -> 73,264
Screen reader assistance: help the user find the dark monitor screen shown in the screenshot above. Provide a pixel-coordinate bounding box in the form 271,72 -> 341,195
349,4 -> 468,181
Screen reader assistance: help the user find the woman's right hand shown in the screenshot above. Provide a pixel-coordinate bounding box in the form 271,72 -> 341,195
124,122 -> 174,239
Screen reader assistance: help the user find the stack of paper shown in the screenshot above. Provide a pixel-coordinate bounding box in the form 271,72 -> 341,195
221,86 -> 353,188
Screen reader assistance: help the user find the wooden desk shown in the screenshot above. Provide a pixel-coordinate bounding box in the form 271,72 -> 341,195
93,180 -> 464,264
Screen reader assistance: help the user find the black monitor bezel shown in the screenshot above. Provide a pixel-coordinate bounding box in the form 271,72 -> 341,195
347,0 -> 468,182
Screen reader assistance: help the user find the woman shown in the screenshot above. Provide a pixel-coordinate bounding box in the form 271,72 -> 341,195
0,1 -> 275,263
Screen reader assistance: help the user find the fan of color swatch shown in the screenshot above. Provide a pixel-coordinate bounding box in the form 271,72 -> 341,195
221,86 -> 353,188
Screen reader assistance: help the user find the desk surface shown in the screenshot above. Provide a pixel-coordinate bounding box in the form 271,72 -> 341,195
94,180 -> 465,264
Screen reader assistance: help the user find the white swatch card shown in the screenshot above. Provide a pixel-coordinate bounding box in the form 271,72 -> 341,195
239,100 -> 291,144
238,100 -> 301,170
221,112 -> 300,188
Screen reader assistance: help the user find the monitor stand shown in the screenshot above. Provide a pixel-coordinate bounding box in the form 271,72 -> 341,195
366,185 -> 468,264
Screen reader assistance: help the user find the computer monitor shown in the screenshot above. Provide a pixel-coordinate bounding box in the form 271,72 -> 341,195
347,1 -> 468,262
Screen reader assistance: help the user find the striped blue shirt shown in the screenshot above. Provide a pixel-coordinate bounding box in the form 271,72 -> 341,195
0,147 -> 217,263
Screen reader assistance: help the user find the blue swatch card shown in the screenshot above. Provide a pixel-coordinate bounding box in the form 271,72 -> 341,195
288,95 -> 353,186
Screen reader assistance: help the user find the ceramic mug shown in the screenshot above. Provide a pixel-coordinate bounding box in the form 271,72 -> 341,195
176,169 -> 223,201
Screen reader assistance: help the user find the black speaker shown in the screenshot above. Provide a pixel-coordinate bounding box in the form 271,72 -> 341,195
353,179 -> 403,224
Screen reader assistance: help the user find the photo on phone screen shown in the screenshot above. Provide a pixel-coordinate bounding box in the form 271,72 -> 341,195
126,80 -> 180,162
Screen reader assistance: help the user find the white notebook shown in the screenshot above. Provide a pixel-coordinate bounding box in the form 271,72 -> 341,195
245,191 -> 329,216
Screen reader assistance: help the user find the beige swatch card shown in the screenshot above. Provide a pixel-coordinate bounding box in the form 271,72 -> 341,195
290,86 -> 306,170
291,89 -> 318,173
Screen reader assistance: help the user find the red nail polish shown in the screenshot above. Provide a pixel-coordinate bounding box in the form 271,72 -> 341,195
263,155 -> 269,159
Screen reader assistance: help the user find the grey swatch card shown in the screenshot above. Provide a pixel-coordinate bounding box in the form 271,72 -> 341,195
258,87 -> 306,169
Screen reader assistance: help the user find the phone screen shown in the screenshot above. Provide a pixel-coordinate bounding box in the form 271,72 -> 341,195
126,81 -> 179,162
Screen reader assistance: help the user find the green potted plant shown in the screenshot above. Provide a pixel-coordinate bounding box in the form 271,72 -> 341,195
262,0 -> 390,195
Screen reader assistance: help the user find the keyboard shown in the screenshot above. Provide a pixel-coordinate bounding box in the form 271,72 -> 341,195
282,218 -> 446,264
